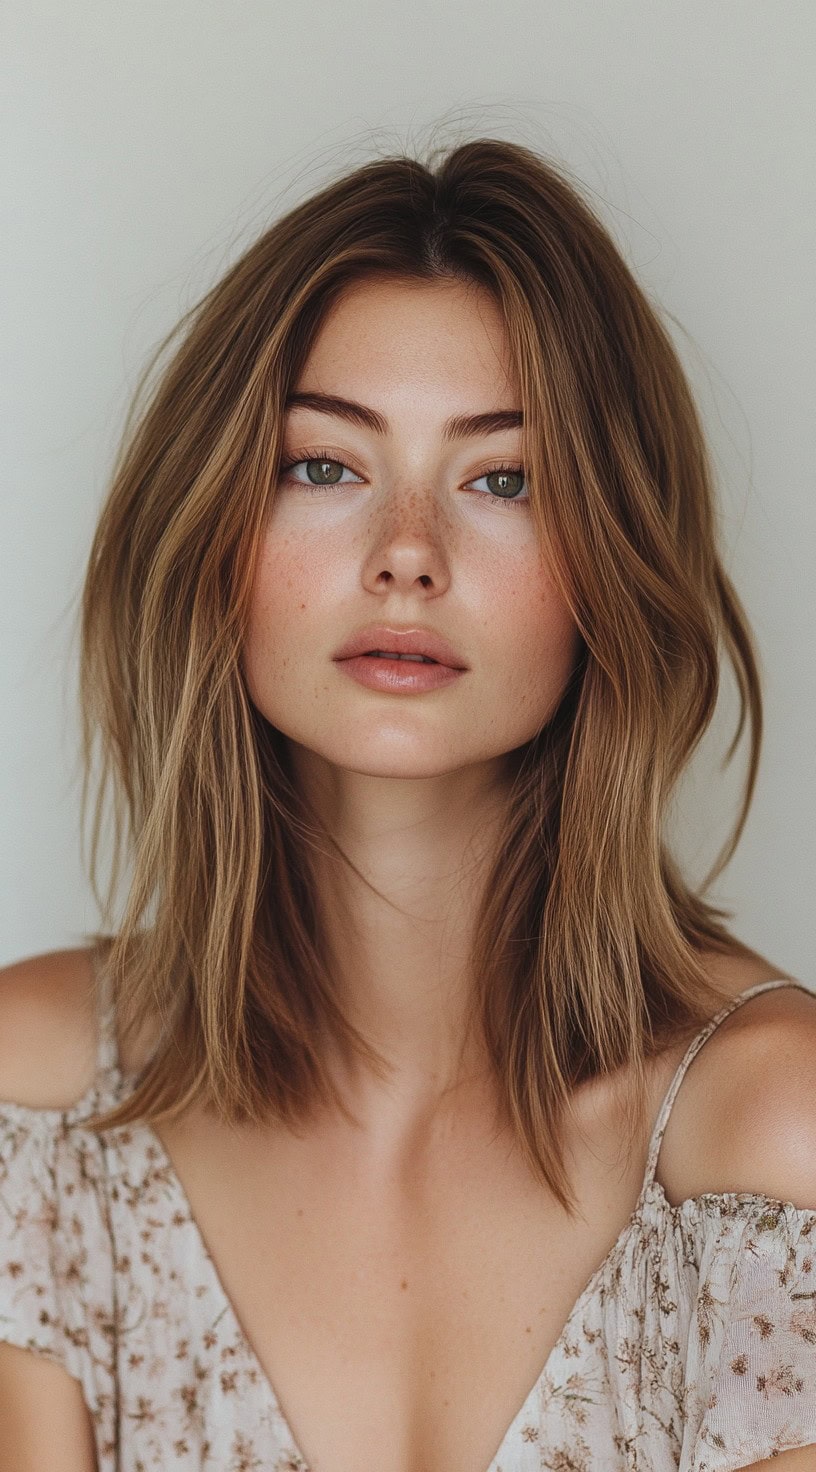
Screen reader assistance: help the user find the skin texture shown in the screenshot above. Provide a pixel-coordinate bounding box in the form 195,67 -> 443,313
241,275 -> 583,1138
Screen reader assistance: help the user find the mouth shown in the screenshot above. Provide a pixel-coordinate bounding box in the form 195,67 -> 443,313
333,626 -> 468,669
334,649 -> 466,693
362,651 -> 439,664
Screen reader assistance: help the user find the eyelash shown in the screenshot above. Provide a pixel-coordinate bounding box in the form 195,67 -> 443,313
278,447 -> 529,510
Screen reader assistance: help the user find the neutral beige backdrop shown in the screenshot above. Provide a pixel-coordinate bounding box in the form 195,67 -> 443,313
1,0 -> 813,981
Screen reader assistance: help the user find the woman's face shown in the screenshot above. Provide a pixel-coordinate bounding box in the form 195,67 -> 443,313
242,275 -> 582,780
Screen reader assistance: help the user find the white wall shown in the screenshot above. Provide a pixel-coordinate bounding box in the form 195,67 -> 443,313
1,0 -> 813,980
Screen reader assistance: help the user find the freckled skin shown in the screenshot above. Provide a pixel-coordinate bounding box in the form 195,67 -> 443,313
241,276 -> 582,781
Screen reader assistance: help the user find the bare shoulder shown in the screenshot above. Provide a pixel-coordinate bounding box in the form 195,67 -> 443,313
0,947 -> 99,1109
658,945 -> 816,1210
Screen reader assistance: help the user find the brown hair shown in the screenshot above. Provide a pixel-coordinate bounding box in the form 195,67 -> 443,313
78,135 -> 761,1213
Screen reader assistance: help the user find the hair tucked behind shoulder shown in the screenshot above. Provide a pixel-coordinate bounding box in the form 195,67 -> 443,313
77,134 -> 762,1214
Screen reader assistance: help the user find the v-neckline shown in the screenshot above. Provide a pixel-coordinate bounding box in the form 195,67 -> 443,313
117,1094 -> 661,1472
100,974 -> 802,1472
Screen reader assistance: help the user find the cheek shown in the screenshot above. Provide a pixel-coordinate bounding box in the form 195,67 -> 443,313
254,528 -> 330,615
515,609 -> 581,723
534,578 -> 582,669
482,551 -> 580,688
242,536 -> 323,687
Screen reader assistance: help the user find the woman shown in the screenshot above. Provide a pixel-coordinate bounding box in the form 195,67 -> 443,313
1,136 -> 815,1472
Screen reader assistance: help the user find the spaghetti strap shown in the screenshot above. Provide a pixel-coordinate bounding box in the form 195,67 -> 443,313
642,975 -> 812,1191
89,944 -> 121,1077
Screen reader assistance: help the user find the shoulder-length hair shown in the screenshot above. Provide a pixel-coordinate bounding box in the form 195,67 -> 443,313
78,136 -> 761,1214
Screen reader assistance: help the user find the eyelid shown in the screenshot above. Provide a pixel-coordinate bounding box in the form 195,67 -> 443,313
280,446 -> 366,479
468,458 -> 526,479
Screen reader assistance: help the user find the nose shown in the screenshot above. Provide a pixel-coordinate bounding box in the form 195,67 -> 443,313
360,485 -> 453,597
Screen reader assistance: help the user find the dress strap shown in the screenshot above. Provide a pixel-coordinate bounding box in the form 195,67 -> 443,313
642,976 -> 810,1190
89,944 -> 121,1077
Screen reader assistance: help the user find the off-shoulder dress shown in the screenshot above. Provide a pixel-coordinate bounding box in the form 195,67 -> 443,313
2,961 -> 816,1471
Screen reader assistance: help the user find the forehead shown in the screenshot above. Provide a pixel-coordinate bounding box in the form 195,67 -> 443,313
294,275 -> 518,400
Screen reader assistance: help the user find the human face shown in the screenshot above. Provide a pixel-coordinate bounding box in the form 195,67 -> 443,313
242,275 -> 582,780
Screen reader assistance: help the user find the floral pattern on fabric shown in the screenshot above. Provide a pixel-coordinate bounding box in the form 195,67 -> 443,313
1,970 -> 815,1471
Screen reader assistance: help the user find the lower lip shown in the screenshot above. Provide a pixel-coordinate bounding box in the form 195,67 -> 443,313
334,655 -> 466,693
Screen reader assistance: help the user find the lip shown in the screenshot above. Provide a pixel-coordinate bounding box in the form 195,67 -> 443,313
335,655 -> 465,695
332,624 -> 468,669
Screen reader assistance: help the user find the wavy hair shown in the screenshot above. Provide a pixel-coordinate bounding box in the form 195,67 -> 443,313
78,136 -> 762,1214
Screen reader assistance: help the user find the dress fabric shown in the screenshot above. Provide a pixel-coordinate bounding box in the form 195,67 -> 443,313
1,962 -> 816,1472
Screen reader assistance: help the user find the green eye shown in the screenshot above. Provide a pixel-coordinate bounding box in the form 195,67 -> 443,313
481,469 -> 526,500
469,467 -> 528,505
280,454 -> 529,509
304,458 -> 346,484
280,452 -> 361,487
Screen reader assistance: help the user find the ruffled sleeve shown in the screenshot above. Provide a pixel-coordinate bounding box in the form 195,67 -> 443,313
680,1193 -> 816,1472
0,1096 -> 115,1432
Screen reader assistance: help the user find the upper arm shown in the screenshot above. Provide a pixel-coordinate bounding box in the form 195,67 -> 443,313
706,987 -> 816,1212
660,981 -> 816,1210
658,986 -> 816,1471
0,1341 -> 97,1471
0,949 -> 99,1466
0,948 -> 97,1108
736,1451 -> 816,1471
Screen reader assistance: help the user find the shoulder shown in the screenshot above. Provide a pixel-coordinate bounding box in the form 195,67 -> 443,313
658,951 -> 816,1211
0,947 -> 99,1110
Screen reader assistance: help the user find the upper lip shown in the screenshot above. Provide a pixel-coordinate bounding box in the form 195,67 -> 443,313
333,624 -> 469,669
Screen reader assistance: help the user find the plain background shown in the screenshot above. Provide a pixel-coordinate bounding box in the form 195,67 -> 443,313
1,1 -> 813,983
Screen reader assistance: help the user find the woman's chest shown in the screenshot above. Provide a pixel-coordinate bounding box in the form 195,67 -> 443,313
148,1077 -> 663,1472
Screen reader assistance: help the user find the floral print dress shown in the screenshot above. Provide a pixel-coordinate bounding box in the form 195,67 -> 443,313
1,964 -> 816,1472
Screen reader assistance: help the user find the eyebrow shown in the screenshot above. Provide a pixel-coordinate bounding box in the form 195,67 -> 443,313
284,391 -> 523,443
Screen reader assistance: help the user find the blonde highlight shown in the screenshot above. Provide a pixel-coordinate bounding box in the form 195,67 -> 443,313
77,137 -> 762,1214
